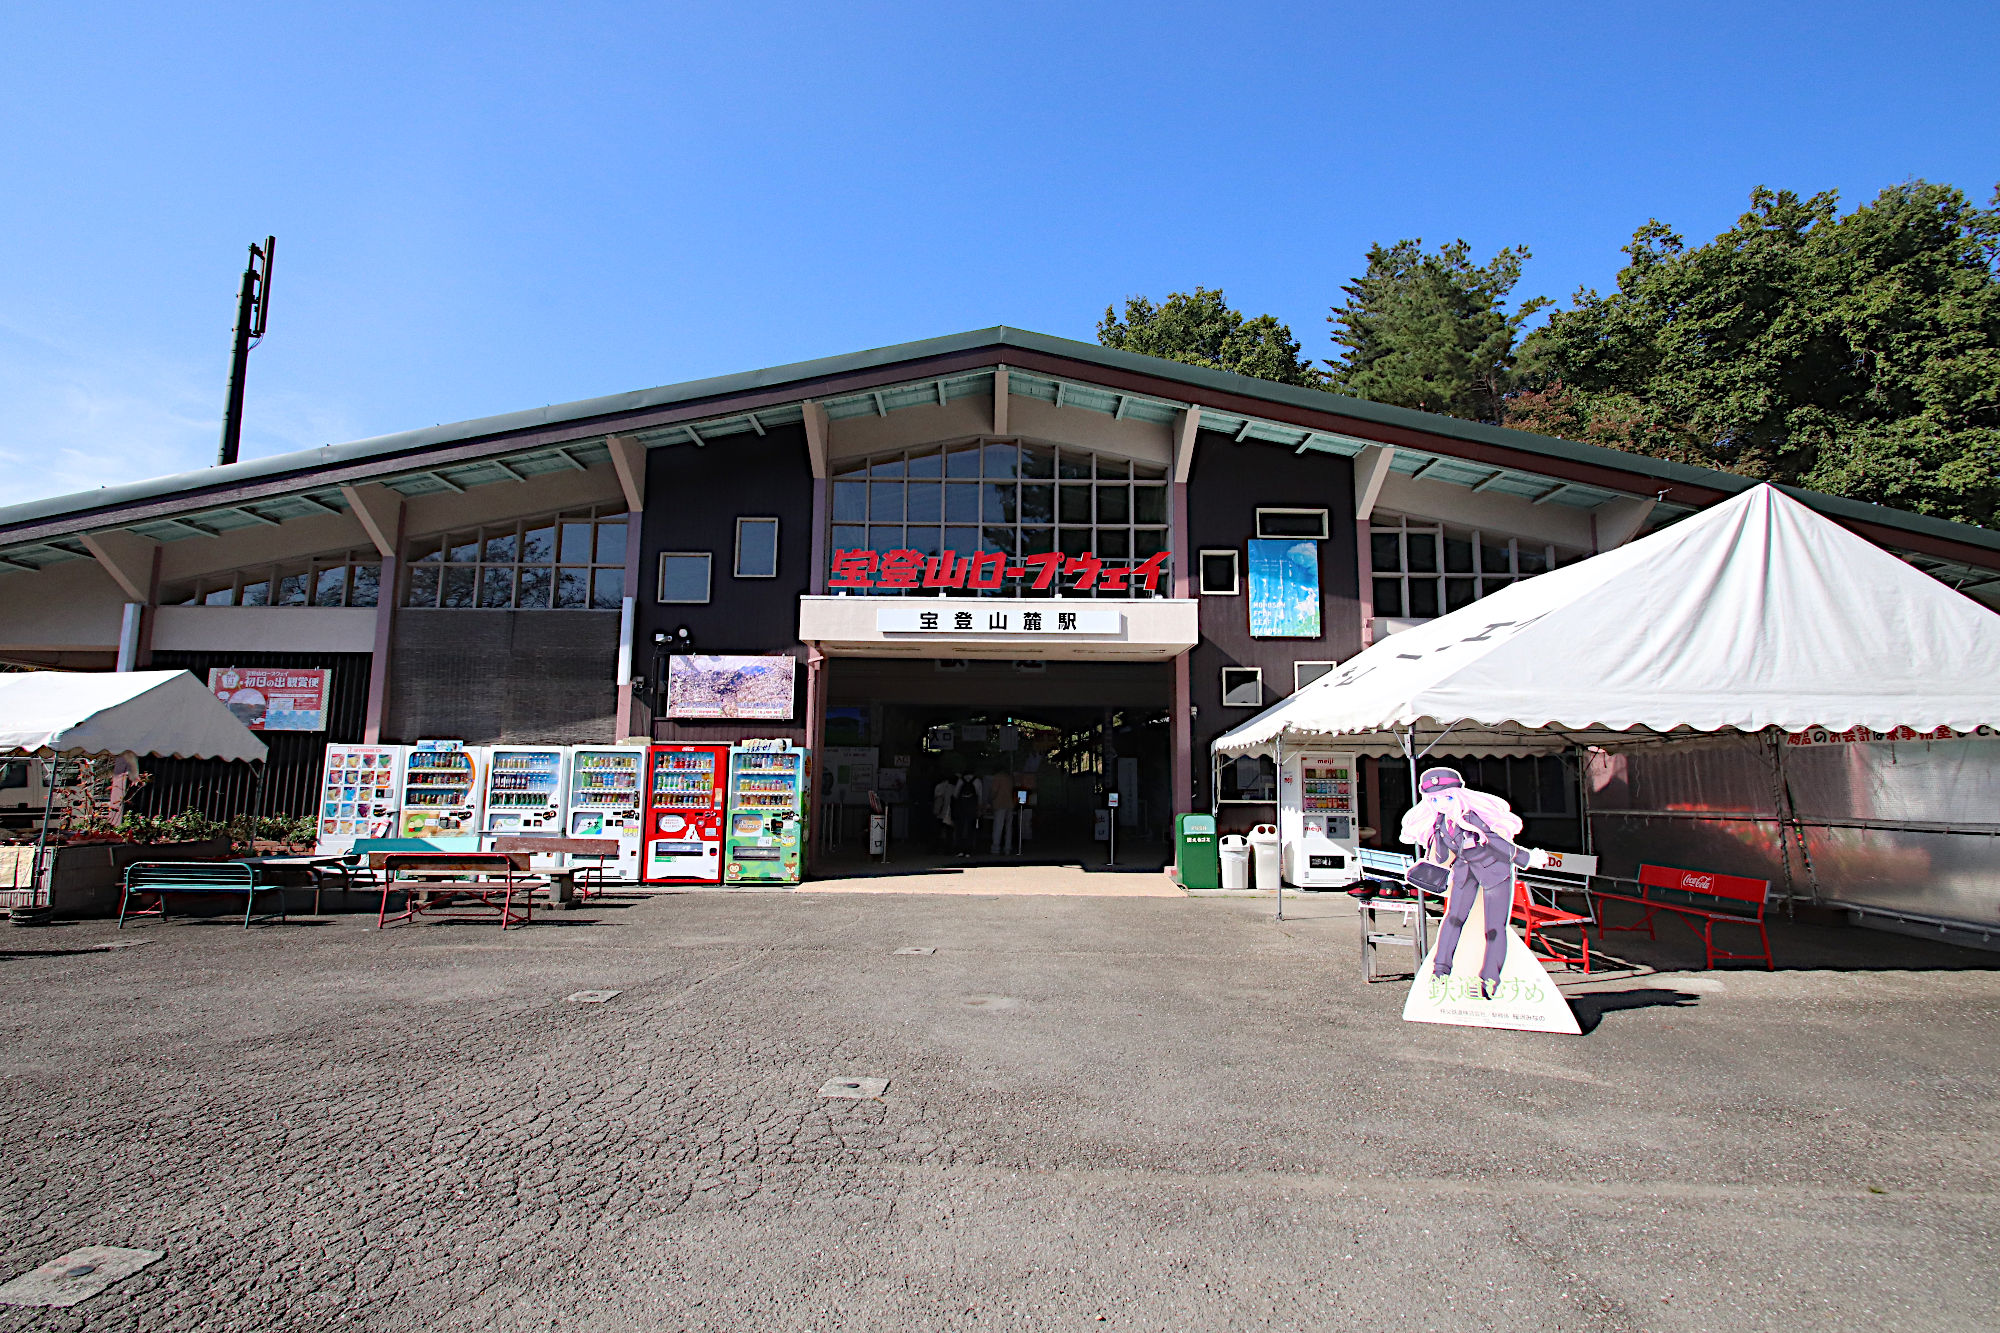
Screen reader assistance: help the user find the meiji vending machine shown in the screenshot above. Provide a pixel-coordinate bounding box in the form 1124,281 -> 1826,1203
724,741 -> 806,885
399,740 -> 486,849
1278,751 -> 1361,888
481,746 -> 569,837
313,744 -> 406,856
566,746 -> 646,881
644,744 -> 729,883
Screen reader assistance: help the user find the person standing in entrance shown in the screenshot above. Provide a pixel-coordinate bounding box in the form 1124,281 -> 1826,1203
931,773 -> 957,852
950,772 -> 980,855
987,769 -> 1016,855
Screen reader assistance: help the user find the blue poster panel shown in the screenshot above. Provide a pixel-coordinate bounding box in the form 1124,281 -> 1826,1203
1246,538 -> 1321,638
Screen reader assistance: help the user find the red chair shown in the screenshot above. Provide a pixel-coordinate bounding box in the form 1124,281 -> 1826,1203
1511,879 -> 1593,973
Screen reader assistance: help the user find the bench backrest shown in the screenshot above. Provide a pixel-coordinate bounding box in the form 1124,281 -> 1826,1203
372,851 -> 528,872
125,860 -> 253,890
1638,863 -> 1770,913
488,836 -> 619,856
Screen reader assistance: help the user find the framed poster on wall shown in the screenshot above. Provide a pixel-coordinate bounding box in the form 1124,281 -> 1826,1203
208,667 -> 330,731
664,654 -> 797,719
1246,539 -> 1321,638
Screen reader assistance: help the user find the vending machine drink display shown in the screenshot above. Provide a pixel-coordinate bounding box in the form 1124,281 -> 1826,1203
1277,751 -> 1361,888
725,741 -> 806,884
313,745 -> 406,856
644,744 -> 729,883
566,746 -> 646,881
399,740 -> 485,848
481,746 -> 569,836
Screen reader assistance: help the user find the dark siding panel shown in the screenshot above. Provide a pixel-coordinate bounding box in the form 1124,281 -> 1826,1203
1186,433 -> 1361,819
636,425 -> 815,742
138,650 -> 371,820
386,610 -> 620,744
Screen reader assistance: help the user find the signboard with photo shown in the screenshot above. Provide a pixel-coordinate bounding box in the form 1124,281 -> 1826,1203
665,654 -> 797,720
207,667 -> 330,731
1246,539 -> 1321,638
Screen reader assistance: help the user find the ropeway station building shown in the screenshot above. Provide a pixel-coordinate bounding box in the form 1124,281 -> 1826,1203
1,327 -> 1996,868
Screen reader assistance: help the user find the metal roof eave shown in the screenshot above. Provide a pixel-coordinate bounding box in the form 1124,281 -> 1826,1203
0,325 -> 1993,568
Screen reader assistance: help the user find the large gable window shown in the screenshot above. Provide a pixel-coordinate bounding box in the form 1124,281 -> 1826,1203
403,506 -> 628,610
828,440 -> 1170,597
165,549 -> 381,609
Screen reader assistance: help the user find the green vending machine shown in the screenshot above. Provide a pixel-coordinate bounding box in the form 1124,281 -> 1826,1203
724,741 -> 807,884
1174,813 -> 1220,890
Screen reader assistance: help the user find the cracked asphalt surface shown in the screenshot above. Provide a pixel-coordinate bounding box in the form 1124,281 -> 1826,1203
1,890 -> 1996,1331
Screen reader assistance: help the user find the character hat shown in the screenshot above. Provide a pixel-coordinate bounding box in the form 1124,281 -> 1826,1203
1417,767 -> 1465,795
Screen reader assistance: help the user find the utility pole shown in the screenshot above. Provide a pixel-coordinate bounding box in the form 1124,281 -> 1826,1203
216,236 -> 276,467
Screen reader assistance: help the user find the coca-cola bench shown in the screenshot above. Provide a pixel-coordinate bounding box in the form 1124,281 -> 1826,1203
1592,863 -> 1774,970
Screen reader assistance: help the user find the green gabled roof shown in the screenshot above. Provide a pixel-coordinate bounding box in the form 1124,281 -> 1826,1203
0,326 -> 1993,570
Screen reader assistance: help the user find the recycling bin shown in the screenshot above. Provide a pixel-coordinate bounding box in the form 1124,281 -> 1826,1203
1249,823 -> 1281,890
1219,834 -> 1251,890
1174,813 -> 1219,890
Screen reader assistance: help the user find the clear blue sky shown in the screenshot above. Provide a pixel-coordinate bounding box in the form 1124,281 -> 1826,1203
2,0 -> 1995,506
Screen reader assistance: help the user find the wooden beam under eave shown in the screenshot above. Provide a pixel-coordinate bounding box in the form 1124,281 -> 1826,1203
992,368 -> 1010,436
339,482 -> 405,559
802,402 -> 830,480
1174,405 -> 1200,484
78,531 -> 158,602
1351,444 -> 1397,520
606,435 -> 647,511
1592,495 -> 1658,550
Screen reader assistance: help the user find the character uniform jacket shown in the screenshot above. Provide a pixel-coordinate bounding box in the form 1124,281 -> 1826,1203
1426,809 -> 1532,884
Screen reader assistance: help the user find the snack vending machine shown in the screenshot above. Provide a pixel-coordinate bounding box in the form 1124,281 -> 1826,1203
1277,751 -> 1361,888
399,740 -> 486,849
566,746 -> 646,881
481,746 -> 569,837
643,744 -> 729,883
313,744 -> 406,856
724,741 -> 806,885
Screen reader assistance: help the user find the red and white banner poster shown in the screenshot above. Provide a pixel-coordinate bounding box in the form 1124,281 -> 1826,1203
207,667 -> 331,731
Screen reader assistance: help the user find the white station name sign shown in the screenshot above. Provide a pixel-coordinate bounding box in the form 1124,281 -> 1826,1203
876,606 -> 1124,636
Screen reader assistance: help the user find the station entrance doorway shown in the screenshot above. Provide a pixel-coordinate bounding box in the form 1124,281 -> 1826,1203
818,657 -> 1175,872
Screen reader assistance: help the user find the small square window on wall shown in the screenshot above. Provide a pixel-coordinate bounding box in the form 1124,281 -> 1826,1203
1221,666 -> 1263,708
657,552 -> 712,604
735,517 -> 779,579
1294,660 -> 1337,691
1255,508 -> 1329,540
1199,549 -> 1239,595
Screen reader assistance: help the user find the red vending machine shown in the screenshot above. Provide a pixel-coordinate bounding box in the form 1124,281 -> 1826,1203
643,743 -> 729,883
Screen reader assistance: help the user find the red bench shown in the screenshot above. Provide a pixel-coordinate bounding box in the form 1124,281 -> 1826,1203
1511,879 -> 1593,973
1593,864 -> 1774,970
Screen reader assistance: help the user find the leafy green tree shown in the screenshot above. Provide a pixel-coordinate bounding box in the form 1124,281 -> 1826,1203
1512,183 -> 2000,526
1098,287 -> 1324,387
1325,240 -> 1549,423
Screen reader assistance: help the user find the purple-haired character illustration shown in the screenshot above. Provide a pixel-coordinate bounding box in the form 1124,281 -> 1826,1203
1400,767 -> 1548,997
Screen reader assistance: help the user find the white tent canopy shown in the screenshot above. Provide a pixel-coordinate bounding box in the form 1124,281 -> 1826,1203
0,670 -> 268,763
1215,484 -> 2000,759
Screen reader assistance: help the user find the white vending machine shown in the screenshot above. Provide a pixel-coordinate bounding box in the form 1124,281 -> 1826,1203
1278,751 -> 1361,888
481,745 -> 570,838
313,744 -> 407,856
565,746 -> 646,881
399,740 -> 487,849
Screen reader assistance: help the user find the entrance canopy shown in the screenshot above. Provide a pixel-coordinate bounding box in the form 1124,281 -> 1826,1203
1215,485 -> 2000,758
0,670 -> 268,762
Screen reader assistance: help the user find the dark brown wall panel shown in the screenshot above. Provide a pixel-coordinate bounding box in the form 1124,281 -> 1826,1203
387,610 -> 619,744
1187,434 -> 1361,815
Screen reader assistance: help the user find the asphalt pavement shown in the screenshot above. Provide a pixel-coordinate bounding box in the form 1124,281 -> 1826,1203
0,888 -> 1994,1332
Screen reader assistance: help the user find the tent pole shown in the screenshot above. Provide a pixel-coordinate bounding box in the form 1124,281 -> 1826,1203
27,756 -> 59,910
1273,735 -> 1284,921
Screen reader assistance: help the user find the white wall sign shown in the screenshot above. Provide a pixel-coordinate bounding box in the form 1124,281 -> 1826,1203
876,606 -> 1123,636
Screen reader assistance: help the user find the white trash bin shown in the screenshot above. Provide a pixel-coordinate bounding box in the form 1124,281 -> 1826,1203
1248,823 -> 1281,890
1219,834 -> 1251,890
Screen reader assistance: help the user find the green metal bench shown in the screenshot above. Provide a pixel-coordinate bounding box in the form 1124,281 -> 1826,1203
118,861 -> 285,930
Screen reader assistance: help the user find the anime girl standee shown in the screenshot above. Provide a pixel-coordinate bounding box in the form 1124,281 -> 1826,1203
1399,767 -> 1548,998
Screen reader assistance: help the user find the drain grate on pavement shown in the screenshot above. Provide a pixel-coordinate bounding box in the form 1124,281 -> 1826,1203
565,989 -> 622,1004
817,1076 -> 889,1099
893,946 -> 936,955
0,1246 -> 164,1308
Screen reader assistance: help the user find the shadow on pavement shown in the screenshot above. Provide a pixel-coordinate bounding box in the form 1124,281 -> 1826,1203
1569,987 -> 1702,1034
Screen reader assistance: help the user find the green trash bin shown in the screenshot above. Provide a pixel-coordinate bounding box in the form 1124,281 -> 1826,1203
1174,813 -> 1220,890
